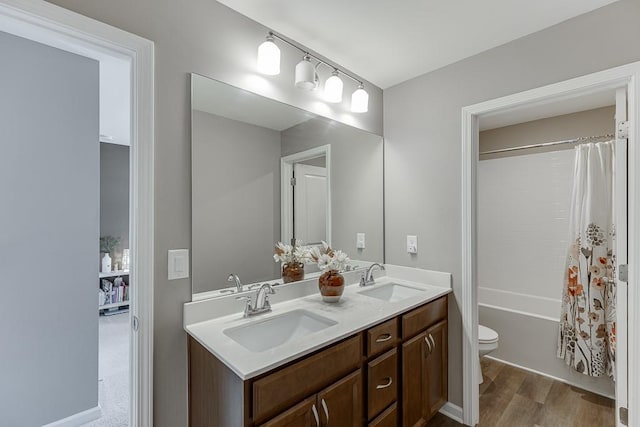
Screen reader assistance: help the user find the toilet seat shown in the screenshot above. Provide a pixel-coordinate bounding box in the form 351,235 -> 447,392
479,325 -> 498,344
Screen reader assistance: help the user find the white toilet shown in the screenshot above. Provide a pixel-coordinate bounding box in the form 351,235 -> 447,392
478,325 -> 499,384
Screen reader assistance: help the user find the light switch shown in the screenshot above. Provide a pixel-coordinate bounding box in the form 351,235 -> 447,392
407,235 -> 418,254
356,232 -> 366,249
168,249 -> 189,280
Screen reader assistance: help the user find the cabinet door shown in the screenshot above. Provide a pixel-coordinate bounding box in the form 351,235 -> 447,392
260,396 -> 318,427
425,320 -> 448,418
401,332 -> 429,427
316,370 -> 362,427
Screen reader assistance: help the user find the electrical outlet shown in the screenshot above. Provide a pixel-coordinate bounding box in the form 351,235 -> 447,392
356,232 -> 366,249
407,235 -> 418,254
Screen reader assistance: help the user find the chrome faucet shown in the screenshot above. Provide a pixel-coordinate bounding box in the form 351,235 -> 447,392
236,283 -> 276,317
227,273 -> 243,293
360,263 -> 386,287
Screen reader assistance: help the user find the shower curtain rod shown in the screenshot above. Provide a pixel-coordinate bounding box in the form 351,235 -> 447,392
479,133 -> 615,156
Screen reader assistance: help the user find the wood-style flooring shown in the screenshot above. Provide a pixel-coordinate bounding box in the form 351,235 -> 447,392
427,357 -> 615,427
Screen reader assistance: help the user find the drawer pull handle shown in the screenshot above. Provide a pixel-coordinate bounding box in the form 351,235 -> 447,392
424,336 -> 432,354
321,398 -> 329,423
375,333 -> 393,343
312,403 -> 320,426
429,334 -> 436,352
376,377 -> 393,389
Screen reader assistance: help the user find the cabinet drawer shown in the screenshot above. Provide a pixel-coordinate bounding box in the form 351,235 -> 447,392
252,334 -> 362,424
402,296 -> 447,339
366,317 -> 398,358
369,402 -> 397,427
367,348 -> 397,421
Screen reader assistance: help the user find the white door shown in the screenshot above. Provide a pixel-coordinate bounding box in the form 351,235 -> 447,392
293,163 -> 327,245
615,87 -> 629,427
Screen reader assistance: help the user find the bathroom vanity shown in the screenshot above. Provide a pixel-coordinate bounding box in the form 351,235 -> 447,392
185,268 -> 451,427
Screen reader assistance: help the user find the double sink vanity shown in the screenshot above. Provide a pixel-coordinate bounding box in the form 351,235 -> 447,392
184,266 -> 452,426
187,73 -> 451,426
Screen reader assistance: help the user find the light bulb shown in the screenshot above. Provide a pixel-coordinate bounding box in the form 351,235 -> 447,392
257,35 -> 280,75
351,84 -> 369,113
324,70 -> 343,103
295,56 -> 318,90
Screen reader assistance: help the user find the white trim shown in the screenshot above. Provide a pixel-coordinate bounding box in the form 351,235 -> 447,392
42,406 -> 102,427
484,356 -> 615,400
438,402 -> 464,424
462,62 -> 640,427
280,144 -> 332,246
0,2 -> 155,427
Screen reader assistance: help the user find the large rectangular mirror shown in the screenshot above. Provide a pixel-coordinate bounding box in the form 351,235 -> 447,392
191,73 -> 384,299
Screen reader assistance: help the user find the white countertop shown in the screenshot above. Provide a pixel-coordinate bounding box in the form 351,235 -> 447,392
184,265 -> 452,380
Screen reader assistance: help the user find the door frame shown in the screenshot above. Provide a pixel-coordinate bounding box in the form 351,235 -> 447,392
461,62 -> 640,426
0,1 -> 155,426
281,144 -> 331,246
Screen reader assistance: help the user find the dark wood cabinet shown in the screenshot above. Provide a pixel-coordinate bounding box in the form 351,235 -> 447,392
425,320 -> 448,418
317,370 -> 362,427
188,295 -> 448,427
401,303 -> 448,427
260,396 -> 317,427
401,332 -> 430,427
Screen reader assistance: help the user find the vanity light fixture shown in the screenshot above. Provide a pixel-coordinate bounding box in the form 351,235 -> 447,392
351,84 -> 369,113
324,70 -> 343,103
257,31 -> 369,113
257,34 -> 280,75
294,55 -> 318,90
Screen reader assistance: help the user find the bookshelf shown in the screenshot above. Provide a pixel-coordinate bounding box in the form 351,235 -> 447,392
99,270 -> 130,314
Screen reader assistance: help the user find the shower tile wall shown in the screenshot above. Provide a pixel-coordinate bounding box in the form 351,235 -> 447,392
478,149 -> 574,318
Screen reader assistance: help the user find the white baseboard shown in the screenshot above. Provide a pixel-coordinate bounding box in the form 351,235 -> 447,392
485,355 -> 615,399
439,401 -> 464,424
42,405 -> 101,427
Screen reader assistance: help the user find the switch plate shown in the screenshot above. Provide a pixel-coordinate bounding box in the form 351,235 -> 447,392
356,232 -> 366,249
168,249 -> 189,280
407,235 -> 418,254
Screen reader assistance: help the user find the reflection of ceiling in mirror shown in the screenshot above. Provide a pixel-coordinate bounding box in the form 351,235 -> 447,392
192,74 -> 315,131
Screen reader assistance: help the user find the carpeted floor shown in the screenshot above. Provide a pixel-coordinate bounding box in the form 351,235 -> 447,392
84,312 -> 130,427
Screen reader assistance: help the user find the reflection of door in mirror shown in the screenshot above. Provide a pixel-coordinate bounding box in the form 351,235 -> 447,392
281,145 -> 331,249
294,161 -> 326,245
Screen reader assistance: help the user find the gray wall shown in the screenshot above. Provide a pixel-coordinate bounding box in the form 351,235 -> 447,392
100,143 -> 130,257
383,0 -> 640,407
45,1 -> 383,425
281,118 -> 385,264
192,110 -> 281,293
0,32 -> 99,426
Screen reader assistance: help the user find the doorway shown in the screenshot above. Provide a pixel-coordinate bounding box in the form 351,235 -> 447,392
0,1 -> 154,426
461,63 -> 640,426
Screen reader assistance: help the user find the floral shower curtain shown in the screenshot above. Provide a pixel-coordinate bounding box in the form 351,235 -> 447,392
558,141 -> 616,378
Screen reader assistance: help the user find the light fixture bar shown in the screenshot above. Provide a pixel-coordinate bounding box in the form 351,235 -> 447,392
266,31 -> 364,87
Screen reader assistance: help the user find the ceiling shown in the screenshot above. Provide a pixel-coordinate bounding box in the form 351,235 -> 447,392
218,0 -> 619,89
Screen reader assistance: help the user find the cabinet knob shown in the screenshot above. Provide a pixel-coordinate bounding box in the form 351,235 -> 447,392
375,333 -> 393,343
376,377 -> 393,390
321,398 -> 329,423
424,336 -> 432,355
311,403 -> 320,426
429,334 -> 436,351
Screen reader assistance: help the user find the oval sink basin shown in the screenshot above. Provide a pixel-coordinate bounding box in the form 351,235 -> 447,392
223,309 -> 337,353
358,283 -> 425,302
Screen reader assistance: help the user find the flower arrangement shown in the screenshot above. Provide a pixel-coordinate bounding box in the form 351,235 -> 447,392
308,241 -> 350,272
273,241 -> 308,264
